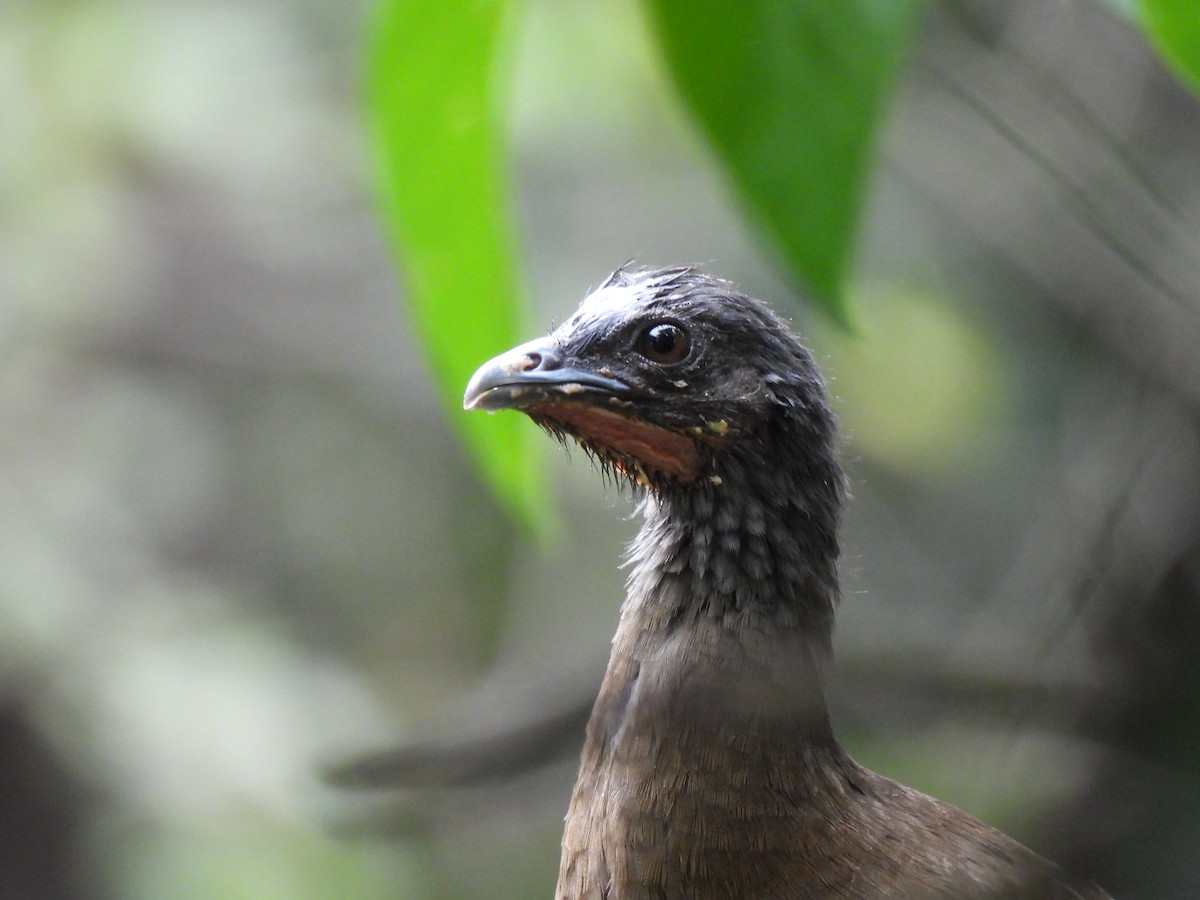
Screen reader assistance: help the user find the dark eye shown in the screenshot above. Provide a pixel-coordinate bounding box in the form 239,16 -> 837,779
636,322 -> 690,364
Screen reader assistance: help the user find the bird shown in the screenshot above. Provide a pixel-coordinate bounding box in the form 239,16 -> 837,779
463,265 -> 1109,899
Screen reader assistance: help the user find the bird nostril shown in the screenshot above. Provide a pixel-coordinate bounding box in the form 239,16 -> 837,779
521,347 -> 562,372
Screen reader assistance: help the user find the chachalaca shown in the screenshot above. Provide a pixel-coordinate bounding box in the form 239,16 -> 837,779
464,265 -> 1109,899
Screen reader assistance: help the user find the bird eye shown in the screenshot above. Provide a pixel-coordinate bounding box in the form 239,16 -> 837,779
636,322 -> 689,364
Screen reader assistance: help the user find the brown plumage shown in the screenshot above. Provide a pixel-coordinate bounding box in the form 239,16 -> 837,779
464,266 -> 1109,899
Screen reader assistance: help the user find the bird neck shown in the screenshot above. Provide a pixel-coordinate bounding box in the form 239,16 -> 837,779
613,421 -> 844,741
628,419 -> 843,649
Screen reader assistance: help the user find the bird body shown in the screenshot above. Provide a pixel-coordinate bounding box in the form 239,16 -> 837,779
464,266 -> 1108,899
557,599 -> 1090,899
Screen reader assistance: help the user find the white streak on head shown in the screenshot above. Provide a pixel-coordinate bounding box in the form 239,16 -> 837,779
567,282 -> 644,330
555,267 -> 695,341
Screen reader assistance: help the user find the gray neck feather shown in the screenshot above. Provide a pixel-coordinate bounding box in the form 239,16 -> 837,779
625,415 -> 843,654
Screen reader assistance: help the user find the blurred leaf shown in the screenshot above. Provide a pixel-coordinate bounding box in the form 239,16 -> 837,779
369,0 -> 543,530
818,282 -> 1009,476
1138,0 -> 1200,93
643,0 -> 924,325
112,824 -> 424,900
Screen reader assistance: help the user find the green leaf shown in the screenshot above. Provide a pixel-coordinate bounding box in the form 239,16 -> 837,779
643,0 -> 924,325
1138,0 -> 1200,93
368,0 -> 543,529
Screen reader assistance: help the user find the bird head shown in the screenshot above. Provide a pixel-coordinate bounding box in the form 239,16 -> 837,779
464,265 -> 838,497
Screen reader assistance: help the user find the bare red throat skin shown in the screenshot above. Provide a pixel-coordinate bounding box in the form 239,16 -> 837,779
531,403 -> 702,483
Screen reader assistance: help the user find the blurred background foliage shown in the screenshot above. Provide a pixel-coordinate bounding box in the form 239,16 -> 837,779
2,0 -> 1199,898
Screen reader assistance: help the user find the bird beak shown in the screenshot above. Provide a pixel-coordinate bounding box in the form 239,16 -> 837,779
463,336 -> 629,412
